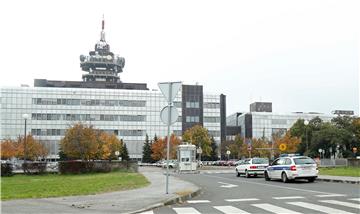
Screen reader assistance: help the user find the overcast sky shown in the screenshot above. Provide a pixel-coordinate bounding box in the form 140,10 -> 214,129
1,0 -> 359,115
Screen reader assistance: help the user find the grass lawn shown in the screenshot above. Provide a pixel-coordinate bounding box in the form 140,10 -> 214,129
319,166 -> 360,177
1,171 -> 149,200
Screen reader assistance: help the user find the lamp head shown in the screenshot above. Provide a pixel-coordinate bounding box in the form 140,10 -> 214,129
22,114 -> 29,119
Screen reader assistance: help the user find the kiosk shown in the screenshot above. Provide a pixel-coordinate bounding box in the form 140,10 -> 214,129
177,143 -> 197,172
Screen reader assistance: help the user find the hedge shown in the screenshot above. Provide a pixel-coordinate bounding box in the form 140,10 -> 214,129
59,160 -> 138,174
1,163 -> 13,176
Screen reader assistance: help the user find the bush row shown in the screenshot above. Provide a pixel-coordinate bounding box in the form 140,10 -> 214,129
59,160 -> 138,174
1,163 -> 13,176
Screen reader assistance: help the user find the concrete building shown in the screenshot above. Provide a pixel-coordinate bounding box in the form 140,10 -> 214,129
0,18 -> 225,160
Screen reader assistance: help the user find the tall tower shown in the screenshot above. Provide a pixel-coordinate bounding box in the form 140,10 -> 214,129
80,16 -> 125,83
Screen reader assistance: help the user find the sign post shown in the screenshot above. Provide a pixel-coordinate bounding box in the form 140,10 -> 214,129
158,81 -> 181,194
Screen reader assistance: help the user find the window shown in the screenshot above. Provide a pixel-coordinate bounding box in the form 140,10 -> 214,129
186,101 -> 199,108
186,116 -> 199,122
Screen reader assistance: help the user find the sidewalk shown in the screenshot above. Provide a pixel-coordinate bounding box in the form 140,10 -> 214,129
1,167 -> 200,214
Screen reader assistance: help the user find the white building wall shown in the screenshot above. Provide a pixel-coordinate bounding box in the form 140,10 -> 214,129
1,86 -> 221,159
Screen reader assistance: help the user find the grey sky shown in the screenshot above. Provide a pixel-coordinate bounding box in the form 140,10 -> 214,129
1,0 -> 359,115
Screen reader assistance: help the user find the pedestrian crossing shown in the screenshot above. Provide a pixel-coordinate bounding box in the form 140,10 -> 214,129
140,196 -> 360,214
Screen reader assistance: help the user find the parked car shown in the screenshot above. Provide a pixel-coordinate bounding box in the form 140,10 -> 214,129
264,155 -> 318,183
235,158 -> 269,178
161,159 -> 178,168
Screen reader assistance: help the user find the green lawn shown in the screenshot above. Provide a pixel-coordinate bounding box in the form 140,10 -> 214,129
1,171 -> 149,200
319,167 -> 360,177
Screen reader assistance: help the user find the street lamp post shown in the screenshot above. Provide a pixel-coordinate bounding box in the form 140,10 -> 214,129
304,120 -> 309,155
22,114 -> 29,172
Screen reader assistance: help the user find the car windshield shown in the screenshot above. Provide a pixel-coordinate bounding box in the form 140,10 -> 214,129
252,158 -> 269,164
294,157 -> 315,165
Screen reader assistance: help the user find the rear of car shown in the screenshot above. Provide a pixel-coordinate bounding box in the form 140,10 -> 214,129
236,158 -> 269,178
289,157 -> 318,182
265,156 -> 318,183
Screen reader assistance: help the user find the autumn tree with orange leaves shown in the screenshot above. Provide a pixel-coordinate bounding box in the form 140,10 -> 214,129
60,123 -> 98,160
273,132 -> 301,157
97,132 -> 123,160
151,134 -> 181,161
1,135 -> 48,161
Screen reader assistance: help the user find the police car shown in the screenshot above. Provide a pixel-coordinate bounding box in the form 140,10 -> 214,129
264,154 -> 318,183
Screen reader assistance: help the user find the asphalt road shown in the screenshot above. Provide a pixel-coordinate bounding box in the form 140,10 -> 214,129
147,172 -> 360,214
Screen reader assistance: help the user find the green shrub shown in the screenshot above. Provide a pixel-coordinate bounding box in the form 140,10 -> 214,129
23,162 -> 47,174
1,163 -> 13,176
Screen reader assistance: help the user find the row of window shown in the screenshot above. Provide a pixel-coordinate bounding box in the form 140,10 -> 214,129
32,98 -> 146,107
186,101 -> 200,108
31,129 -> 146,136
31,98 -> 219,109
186,116 -> 200,123
31,113 -> 146,122
203,117 -> 220,123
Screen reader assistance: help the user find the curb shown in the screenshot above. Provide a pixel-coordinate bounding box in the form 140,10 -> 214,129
317,178 -> 360,184
127,188 -> 202,214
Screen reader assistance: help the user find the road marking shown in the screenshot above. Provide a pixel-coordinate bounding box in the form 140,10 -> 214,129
214,205 -> 250,214
187,200 -> 211,204
225,198 -> 259,202
138,211 -> 154,214
252,203 -> 303,214
203,174 -> 344,196
218,181 -> 238,188
273,196 -> 305,200
288,201 -> 355,214
173,207 -> 202,214
316,194 -> 346,197
319,200 -> 360,209
349,198 -> 360,202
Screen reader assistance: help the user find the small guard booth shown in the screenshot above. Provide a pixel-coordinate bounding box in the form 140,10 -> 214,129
177,143 -> 197,172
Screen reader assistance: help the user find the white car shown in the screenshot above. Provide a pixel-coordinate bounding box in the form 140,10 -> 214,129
235,158 -> 269,178
264,155 -> 318,183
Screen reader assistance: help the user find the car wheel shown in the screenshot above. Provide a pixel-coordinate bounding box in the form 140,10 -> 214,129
264,172 -> 270,181
308,177 -> 316,183
236,170 -> 240,177
245,170 -> 250,178
281,172 -> 289,183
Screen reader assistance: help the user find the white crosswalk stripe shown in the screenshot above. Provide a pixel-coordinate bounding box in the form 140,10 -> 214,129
252,203 -> 303,214
173,207 -> 202,214
273,196 -> 305,200
319,200 -> 360,209
225,198 -> 259,202
187,200 -> 211,204
138,211 -> 154,214
316,194 -> 346,197
288,201 -> 355,214
213,205 -> 250,214
349,198 -> 360,202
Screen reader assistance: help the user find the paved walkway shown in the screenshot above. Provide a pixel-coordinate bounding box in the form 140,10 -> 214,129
1,167 -> 200,214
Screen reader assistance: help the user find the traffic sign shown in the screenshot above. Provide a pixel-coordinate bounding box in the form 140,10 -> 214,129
158,82 -> 182,103
279,143 -> 287,151
226,150 -> 231,155
160,106 -> 179,125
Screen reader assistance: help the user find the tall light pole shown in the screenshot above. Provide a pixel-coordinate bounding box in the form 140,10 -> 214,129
22,114 -> 29,171
304,120 -> 309,155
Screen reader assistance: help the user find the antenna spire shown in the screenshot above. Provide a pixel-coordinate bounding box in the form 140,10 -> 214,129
102,14 -> 105,30
100,14 -> 106,42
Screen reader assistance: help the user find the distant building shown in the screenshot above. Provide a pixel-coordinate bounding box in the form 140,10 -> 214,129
227,102 -> 338,141
250,102 -> 272,113
0,18 -> 225,160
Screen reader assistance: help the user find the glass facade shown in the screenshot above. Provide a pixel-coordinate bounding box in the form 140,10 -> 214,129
0,86 -> 222,159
